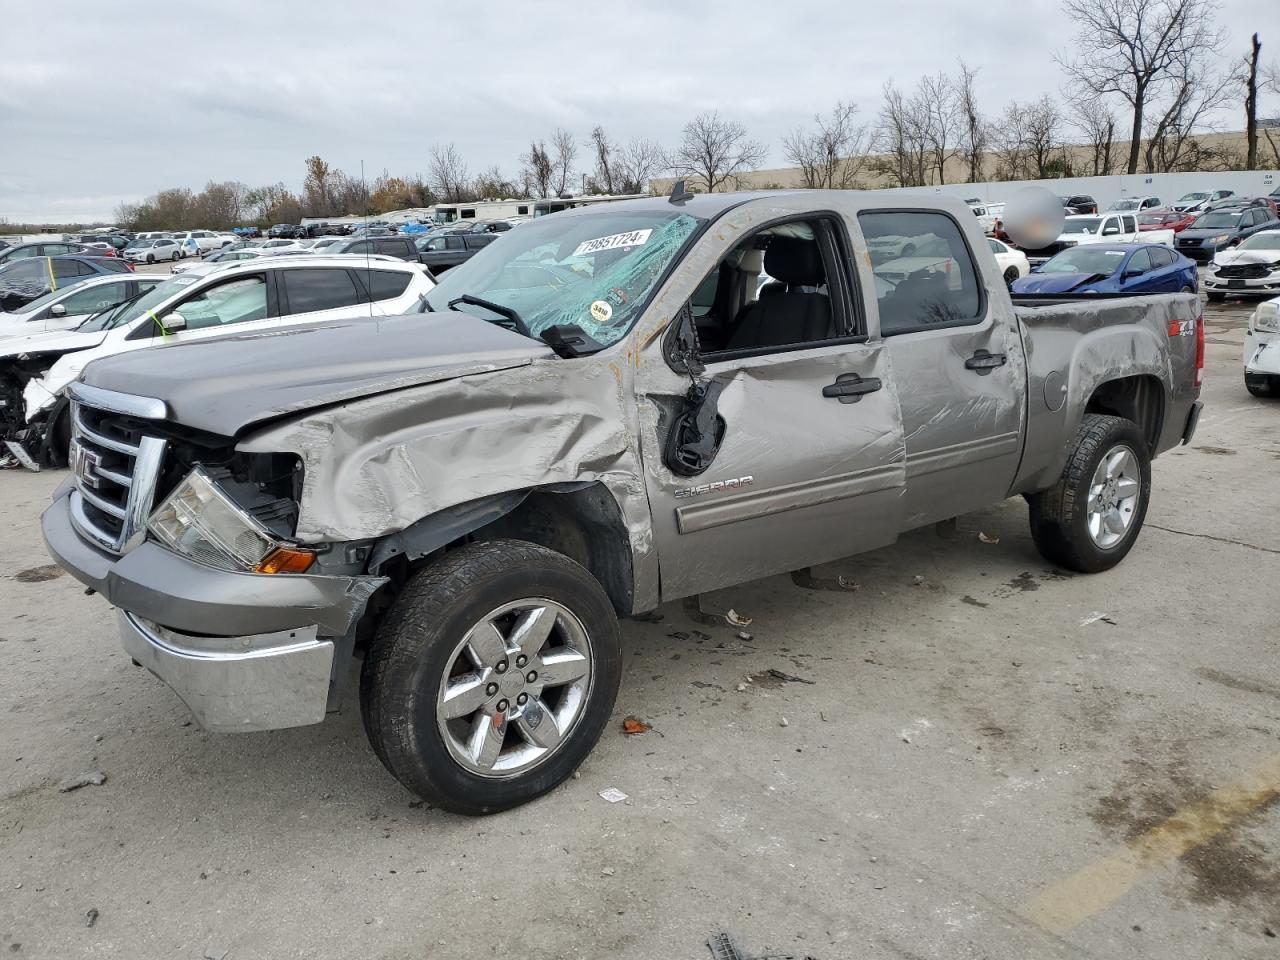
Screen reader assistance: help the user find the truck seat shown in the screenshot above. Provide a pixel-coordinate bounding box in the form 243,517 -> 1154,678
726,237 -> 833,349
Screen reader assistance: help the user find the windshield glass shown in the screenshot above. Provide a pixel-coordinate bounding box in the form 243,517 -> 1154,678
1137,214 -> 1169,225
423,209 -> 703,348
1061,218 -> 1102,235
1110,200 -> 1140,211
1238,232 -> 1280,251
1192,212 -> 1239,229
77,276 -> 188,332
1179,193 -> 1208,202
1040,247 -> 1127,275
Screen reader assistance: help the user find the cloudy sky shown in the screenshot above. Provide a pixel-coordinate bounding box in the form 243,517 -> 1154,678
0,0 -> 1272,223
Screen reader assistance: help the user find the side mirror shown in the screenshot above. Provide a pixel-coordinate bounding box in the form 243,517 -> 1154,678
161,312 -> 187,332
50,304 -> 66,318
1122,269 -> 1143,280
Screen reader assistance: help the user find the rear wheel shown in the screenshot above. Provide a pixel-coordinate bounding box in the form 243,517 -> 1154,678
1245,373 -> 1278,398
1028,414 -> 1151,573
146,254 -> 155,264
1003,266 -> 1019,285
171,251 -> 179,262
360,540 -> 622,815
1179,285 -> 1194,294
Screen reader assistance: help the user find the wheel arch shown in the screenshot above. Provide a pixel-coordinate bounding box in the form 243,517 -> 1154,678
367,482 -> 636,617
1083,374 -> 1166,454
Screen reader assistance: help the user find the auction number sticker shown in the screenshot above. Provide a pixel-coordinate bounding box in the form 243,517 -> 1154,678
572,229 -> 652,258
590,300 -> 613,323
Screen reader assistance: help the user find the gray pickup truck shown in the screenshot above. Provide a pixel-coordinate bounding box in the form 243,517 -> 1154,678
42,191 -> 1203,814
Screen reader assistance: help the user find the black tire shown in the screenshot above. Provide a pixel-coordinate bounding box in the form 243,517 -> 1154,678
1003,266 -> 1019,285
1245,373 -> 1277,398
171,251 -> 180,262
1027,414 -> 1151,573
360,539 -> 622,815
1207,291 -> 1225,302
1179,285 -> 1193,294
146,254 -> 155,264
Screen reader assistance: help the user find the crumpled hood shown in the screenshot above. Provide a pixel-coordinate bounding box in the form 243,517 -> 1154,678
0,326 -> 108,358
80,311 -> 556,437
1013,272 -> 1108,294
1213,248 -> 1280,267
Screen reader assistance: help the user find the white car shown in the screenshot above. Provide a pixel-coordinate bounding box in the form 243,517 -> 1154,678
1204,229 -> 1280,300
124,238 -> 184,263
15,257 -> 435,453
1108,196 -> 1162,213
1048,214 -> 1174,255
257,238 -> 305,251
0,274 -> 164,339
1243,296 -> 1280,398
308,237 -> 346,253
987,237 -> 1030,284
174,231 -> 225,255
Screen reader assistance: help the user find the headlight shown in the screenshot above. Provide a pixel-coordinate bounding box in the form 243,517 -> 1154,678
148,468 -> 313,574
1255,302 -> 1279,333
1211,234 -> 1229,244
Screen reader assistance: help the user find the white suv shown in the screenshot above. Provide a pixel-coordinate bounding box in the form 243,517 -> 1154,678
7,257 -> 433,464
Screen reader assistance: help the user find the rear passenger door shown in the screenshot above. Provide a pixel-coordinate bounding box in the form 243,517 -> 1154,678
278,267 -> 370,325
860,209 -> 1025,529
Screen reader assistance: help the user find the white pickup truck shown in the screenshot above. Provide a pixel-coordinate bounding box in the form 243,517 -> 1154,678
1023,213 -> 1175,264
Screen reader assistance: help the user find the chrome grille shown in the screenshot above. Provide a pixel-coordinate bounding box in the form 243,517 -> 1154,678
67,386 -> 167,555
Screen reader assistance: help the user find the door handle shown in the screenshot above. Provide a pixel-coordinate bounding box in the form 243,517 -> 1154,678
965,350 -> 1007,375
822,375 -> 882,403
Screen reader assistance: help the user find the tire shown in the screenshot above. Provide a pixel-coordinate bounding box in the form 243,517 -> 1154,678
1245,373 -> 1278,398
146,254 -> 155,264
360,539 -> 622,815
1179,285 -> 1193,294
1027,414 -> 1151,574
171,251 -> 179,262
901,243 -> 917,258
1003,266 -> 1019,286
1207,291 -> 1225,302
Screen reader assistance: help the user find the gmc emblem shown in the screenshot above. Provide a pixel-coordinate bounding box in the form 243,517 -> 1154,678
70,441 -> 102,489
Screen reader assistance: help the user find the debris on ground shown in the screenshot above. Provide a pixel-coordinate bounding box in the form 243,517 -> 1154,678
84,908 -> 98,928
779,717 -> 789,727
598,787 -> 628,803
912,575 -> 926,586
791,568 -> 859,591
737,630 -> 753,641
621,716 -> 651,735
736,683 -> 748,692
58,771 -> 106,793
725,609 -> 752,627
204,948 -> 229,960
749,668 -> 816,689
961,596 -> 990,608
13,565 -> 64,583
977,532 -> 1000,544
633,611 -> 664,623
1079,612 -> 1118,627
600,867 -> 615,877
707,932 -> 746,960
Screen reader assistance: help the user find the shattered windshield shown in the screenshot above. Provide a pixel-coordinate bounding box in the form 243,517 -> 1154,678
1192,212 -> 1240,229
422,209 -> 703,348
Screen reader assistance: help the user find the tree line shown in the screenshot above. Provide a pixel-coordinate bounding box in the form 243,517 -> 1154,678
96,1 -> 1279,232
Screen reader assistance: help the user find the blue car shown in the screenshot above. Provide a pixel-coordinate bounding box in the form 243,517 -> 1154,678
1011,243 -> 1198,295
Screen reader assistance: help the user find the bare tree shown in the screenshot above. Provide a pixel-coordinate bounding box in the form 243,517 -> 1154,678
871,81 -> 931,187
917,72 -> 962,184
520,141 -> 553,198
1070,96 -> 1119,175
1024,95 -> 1066,177
1143,49 -> 1238,171
472,165 -> 521,199
588,126 -> 617,194
1058,0 -> 1226,174
302,156 -> 335,214
955,60 -> 989,183
615,138 -> 666,194
670,112 -> 768,193
550,128 -> 578,196
1245,33 -> 1261,169
1265,59 -> 1280,167
428,143 -> 471,203
782,101 -> 870,189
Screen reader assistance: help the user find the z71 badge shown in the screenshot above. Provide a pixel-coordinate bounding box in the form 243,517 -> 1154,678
673,476 -> 754,500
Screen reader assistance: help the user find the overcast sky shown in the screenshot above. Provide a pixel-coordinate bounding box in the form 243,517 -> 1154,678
0,0 -> 1272,223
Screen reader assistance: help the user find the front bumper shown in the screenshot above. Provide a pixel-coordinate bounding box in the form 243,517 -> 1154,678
119,610 -> 333,732
1245,330 -> 1280,376
1204,272 -> 1280,295
41,487 -> 385,731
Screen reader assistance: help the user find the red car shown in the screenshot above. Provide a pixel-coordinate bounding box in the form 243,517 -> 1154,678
1138,209 -> 1196,233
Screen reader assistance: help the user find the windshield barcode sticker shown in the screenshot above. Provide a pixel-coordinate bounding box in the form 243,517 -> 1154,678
572,229 -> 653,258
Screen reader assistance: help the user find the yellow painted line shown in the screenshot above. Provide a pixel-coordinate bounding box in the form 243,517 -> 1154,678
1022,753 -> 1280,936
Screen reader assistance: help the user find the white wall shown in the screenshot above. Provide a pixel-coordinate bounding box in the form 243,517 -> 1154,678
882,169 -> 1280,210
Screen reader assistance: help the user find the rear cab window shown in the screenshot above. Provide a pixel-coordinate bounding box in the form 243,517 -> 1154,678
858,210 -> 984,336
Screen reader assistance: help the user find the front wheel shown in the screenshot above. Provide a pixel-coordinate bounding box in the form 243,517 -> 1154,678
360,539 -> 622,815
171,251 -> 179,262
146,254 -> 155,264
1027,414 -> 1151,573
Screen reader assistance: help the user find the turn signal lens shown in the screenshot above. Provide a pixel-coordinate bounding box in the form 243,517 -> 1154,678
255,547 -> 316,575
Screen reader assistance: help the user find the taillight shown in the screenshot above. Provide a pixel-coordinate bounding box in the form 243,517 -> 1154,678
1194,314 -> 1205,388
